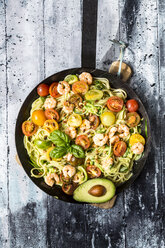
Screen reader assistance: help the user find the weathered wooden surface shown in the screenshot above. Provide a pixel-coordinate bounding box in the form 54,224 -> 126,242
0,0 -> 164,247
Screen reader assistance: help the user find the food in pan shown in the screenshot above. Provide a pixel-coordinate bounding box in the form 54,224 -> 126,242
22,72 -> 145,203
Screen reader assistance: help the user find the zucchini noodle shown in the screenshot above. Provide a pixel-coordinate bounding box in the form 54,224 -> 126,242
23,73 -> 145,189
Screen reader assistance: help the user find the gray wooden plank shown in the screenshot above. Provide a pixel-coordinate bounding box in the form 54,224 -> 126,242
5,0 -> 47,247
0,1 -> 9,247
44,1 -> 83,247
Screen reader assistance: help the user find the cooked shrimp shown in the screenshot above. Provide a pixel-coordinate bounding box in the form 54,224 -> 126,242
45,172 -> 60,187
65,127 -> 77,139
109,126 -> 118,139
63,101 -> 74,114
80,119 -> 90,132
118,124 -> 129,138
93,133 -> 108,146
73,173 -> 83,183
110,135 -> 120,145
79,72 -> 93,85
62,165 -> 76,178
131,142 -> 144,154
44,97 -> 56,109
63,153 -> 73,161
102,157 -> 113,170
57,81 -> 70,95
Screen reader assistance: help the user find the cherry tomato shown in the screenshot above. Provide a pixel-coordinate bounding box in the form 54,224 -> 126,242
88,114 -> 100,129
86,165 -> 101,179
126,99 -> 139,112
67,114 -> 82,127
72,81 -> 89,94
45,108 -> 59,121
49,82 -> 61,98
113,141 -> 127,157
107,96 -> 124,112
62,183 -> 76,195
75,135 -> 90,149
43,119 -> 59,133
22,121 -> 38,136
34,139 -> 52,149
68,94 -> 82,107
100,112 -> 115,126
126,112 -> 140,127
129,134 -> 145,146
69,156 -> 85,167
85,90 -> 103,101
37,83 -> 49,96
32,110 -> 46,126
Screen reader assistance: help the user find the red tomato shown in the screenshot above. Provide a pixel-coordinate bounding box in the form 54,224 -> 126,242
88,115 -> 100,129
45,109 -> 59,121
113,141 -> 127,157
75,135 -> 90,149
86,165 -> 101,178
49,82 -> 61,98
37,83 -> 49,96
22,121 -> 38,136
107,96 -> 124,112
72,81 -> 89,94
126,99 -> 139,112
62,183 -> 76,195
126,112 -> 140,127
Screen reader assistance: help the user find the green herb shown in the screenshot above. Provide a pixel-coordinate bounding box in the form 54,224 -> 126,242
70,144 -> 85,158
50,130 -> 70,147
145,120 -> 148,138
93,80 -> 105,90
50,146 -> 67,159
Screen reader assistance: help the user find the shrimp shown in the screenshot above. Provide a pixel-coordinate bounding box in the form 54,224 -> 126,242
62,165 -> 76,178
63,153 -> 73,161
102,157 -> 113,170
110,135 -> 120,145
79,72 -> 93,85
118,124 -> 129,138
80,119 -> 90,132
65,127 -> 77,139
131,142 -> 144,154
57,81 -> 70,95
73,173 -> 83,184
44,97 -> 57,109
45,172 -> 60,187
109,126 -> 118,139
93,133 -> 108,146
62,101 -> 74,114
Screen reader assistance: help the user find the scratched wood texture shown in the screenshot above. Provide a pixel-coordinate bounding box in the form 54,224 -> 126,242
0,0 -> 164,247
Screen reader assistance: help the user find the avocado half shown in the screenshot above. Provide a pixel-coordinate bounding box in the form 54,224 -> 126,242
73,178 -> 116,203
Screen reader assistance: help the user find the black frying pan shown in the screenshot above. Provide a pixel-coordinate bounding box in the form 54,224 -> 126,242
15,68 -> 151,203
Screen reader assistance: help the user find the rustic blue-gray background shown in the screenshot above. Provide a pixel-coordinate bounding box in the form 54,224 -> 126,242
0,0 -> 164,247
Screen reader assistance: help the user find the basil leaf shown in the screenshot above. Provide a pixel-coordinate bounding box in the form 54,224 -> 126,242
70,144 -> 85,158
50,146 -> 67,159
50,130 -> 70,146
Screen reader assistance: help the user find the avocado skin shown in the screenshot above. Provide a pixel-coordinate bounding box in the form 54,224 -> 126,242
73,178 -> 116,203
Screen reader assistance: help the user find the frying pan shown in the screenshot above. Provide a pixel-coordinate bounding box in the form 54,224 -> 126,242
15,68 -> 151,203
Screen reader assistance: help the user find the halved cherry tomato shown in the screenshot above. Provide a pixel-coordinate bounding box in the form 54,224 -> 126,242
22,121 -> 38,136
32,110 -> 46,126
43,119 -> 59,133
37,83 -> 49,96
126,99 -> 139,112
69,94 -> 82,107
67,114 -> 82,127
100,112 -> 115,126
113,141 -> 127,157
72,81 -> 89,94
49,82 -> 61,98
45,108 -> 59,121
129,133 -> 145,146
62,183 -> 76,195
86,165 -> 101,178
88,114 -> 100,129
107,96 -> 124,112
60,172 -> 72,184
126,112 -> 140,127
75,135 -> 90,149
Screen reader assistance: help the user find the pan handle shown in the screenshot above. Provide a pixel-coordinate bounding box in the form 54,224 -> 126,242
81,0 -> 98,68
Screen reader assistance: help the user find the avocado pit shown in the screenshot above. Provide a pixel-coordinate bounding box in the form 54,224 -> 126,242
88,184 -> 107,197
